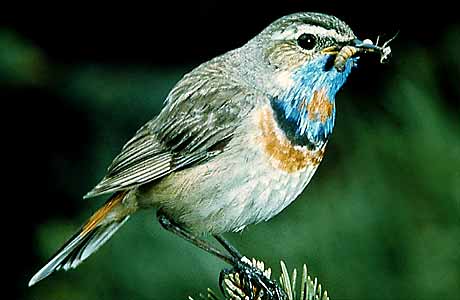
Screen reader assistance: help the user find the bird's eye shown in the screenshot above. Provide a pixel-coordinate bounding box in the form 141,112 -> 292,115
297,33 -> 317,50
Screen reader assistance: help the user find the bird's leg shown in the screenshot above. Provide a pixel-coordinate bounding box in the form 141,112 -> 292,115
156,211 -> 235,265
213,234 -> 243,259
214,237 -> 286,299
157,212 -> 285,299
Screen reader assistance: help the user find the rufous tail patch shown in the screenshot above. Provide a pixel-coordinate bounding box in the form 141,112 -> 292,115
81,191 -> 127,235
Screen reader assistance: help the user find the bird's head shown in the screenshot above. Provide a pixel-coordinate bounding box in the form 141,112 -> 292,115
247,12 -> 391,149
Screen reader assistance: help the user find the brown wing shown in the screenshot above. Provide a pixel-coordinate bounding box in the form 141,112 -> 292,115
84,59 -> 260,198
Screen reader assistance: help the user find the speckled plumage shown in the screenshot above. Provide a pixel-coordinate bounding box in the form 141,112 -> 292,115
30,12 -> 377,286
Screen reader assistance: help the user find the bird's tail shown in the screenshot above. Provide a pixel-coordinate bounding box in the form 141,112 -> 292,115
29,191 -> 133,286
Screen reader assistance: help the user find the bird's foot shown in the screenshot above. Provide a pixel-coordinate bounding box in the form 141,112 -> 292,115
219,257 -> 286,300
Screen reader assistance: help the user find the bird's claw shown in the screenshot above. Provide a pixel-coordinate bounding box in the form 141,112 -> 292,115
219,260 -> 286,300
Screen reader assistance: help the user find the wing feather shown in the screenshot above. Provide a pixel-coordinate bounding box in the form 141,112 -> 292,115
85,57 -> 262,198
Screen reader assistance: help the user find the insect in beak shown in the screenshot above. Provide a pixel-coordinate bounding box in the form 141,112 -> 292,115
324,33 -> 397,72
351,37 -> 393,63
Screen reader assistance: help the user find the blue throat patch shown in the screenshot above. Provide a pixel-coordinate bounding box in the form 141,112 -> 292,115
271,55 -> 356,149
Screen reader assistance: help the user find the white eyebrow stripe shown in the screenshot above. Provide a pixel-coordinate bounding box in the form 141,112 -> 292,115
272,24 -> 352,42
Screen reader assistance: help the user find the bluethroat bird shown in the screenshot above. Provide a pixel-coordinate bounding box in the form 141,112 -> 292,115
29,12 -> 391,287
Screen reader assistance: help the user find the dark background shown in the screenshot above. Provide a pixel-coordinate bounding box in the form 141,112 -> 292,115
2,1 -> 459,300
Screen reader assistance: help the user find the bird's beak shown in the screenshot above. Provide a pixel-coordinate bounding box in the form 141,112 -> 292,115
322,39 -> 381,55
321,46 -> 340,55
322,37 -> 393,70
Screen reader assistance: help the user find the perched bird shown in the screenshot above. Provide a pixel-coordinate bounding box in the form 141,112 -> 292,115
29,12 -> 390,287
